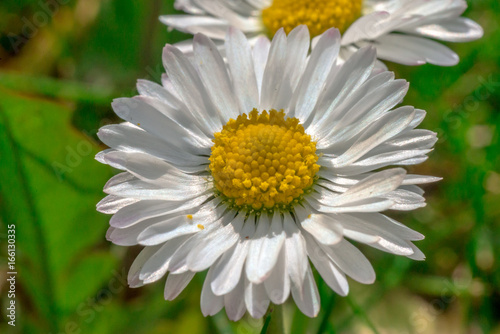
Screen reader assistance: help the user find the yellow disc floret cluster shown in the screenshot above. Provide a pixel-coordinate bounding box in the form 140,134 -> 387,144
209,109 -> 320,211
261,0 -> 362,37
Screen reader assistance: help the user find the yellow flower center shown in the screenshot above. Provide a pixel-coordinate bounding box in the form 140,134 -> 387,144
261,0 -> 362,37
209,109 -> 319,211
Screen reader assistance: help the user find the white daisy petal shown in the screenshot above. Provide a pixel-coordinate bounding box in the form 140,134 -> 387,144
95,148 -> 113,164
225,27 -> 259,114
375,34 -> 459,66
244,279 -> 270,319
341,11 -> 392,45
342,229 -> 380,244
395,155 -> 430,166
169,39 -> 196,56
167,234 -> 209,275
284,213 -> 308,290
191,0 -> 262,32
308,46 -> 377,134
97,124 -> 208,173
290,28 -> 340,123
193,33 -> 240,122
102,172 -> 136,189
107,216 -> 168,246
403,17 -> 484,42
127,245 -> 163,287
160,74 -> 182,100
161,15 -> 230,40
111,98 -> 211,153
139,236 -> 190,284
374,236 -> 415,255
173,0 -> 204,14
224,278 -> 247,321
137,217 -> 205,246
323,168 -> 406,206
309,196 -> 395,214
406,242 -> 426,261
211,219 -> 256,295
97,195 -> 139,215
385,189 -> 427,211
245,213 -> 286,284
103,177 -> 210,202
259,29 -> 288,110
137,96 -> 211,140
211,242 -> 249,296
138,200 -> 223,246
163,45 -> 224,133
317,82 -> 410,147
295,206 -> 343,245
264,245 -> 290,304
408,109 -> 427,129
186,214 -> 245,271
160,15 -> 225,32
252,36 -> 272,96
336,215 -> 415,255
328,108 -> 416,167
245,214 -> 271,283
291,266 -> 320,318
352,212 -> 424,241
322,239 -> 376,284
164,271 -> 196,300
136,79 -> 184,110
305,233 -> 349,296
110,195 -> 210,229
102,151 -> 208,190
201,267 -> 225,316
215,0 -> 260,17
398,1 -> 466,28
322,149 -> 433,176
284,25 -> 311,90
402,175 -> 442,185
383,129 -> 438,151
256,213 -> 286,278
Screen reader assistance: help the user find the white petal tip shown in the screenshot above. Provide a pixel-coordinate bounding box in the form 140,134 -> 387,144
95,151 -> 106,164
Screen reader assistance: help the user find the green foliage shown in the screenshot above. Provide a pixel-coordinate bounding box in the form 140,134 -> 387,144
0,0 -> 499,333
0,87 -> 118,333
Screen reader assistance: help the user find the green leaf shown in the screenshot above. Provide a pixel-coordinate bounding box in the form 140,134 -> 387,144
0,86 -> 117,332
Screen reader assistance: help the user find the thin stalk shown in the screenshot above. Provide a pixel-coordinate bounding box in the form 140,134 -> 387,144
346,295 -> 380,334
316,294 -> 337,334
262,303 -> 285,334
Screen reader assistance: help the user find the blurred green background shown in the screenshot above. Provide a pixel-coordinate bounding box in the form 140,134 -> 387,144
0,0 -> 499,333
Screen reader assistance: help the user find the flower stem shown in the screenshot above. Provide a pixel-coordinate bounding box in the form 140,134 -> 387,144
261,303 -> 285,334
317,293 -> 337,334
346,296 -> 380,334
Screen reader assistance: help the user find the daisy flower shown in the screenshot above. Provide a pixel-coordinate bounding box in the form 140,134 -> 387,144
97,26 -> 439,320
160,0 -> 483,68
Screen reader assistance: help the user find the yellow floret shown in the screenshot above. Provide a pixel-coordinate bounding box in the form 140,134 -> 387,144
209,109 -> 319,211
261,0 -> 363,37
